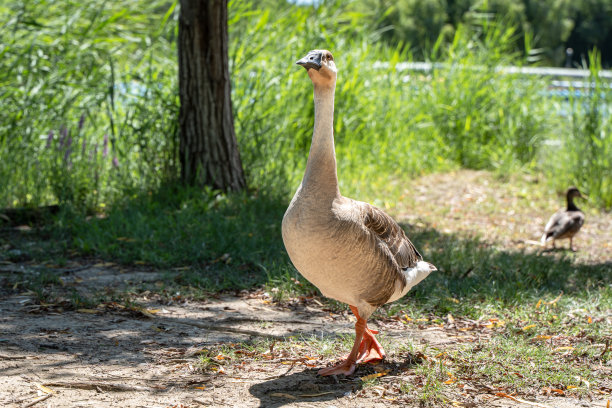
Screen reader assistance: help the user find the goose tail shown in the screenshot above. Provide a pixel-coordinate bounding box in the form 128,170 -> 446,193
408,261 -> 437,286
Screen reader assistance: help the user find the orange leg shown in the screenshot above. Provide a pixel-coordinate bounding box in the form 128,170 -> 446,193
357,327 -> 386,363
318,305 -> 385,376
351,305 -> 386,364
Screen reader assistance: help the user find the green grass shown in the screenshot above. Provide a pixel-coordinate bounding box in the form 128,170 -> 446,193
457,336 -> 595,392
1,0 -> 611,209
2,185 -> 289,290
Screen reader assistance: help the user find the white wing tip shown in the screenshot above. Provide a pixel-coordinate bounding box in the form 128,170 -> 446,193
417,261 -> 436,272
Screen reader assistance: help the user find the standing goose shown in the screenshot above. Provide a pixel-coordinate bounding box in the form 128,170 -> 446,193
282,50 -> 436,376
541,186 -> 586,251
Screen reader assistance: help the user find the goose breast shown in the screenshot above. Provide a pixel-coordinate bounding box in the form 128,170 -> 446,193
282,195 -> 424,310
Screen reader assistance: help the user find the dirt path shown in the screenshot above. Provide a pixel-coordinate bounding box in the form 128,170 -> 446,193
0,266 -> 606,407
0,265 -> 451,407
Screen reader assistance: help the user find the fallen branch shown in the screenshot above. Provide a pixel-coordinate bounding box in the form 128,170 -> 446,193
42,381 -> 164,392
599,339 -> 609,359
21,394 -> 52,408
0,354 -> 27,360
170,319 -> 288,340
495,392 -> 552,408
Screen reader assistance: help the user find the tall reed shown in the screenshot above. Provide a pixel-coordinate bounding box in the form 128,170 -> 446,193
0,0 -> 179,210
545,51 -> 612,209
0,0 -> 609,210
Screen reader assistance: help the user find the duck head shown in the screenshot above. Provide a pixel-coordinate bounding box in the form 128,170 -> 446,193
566,186 -> 586,200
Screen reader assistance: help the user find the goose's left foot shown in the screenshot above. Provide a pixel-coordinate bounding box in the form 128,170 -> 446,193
357,328 -> 386,363
319,305 -> 370,377
348,305 -> 386,364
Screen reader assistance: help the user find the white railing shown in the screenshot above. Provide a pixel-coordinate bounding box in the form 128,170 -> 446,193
373,61 -> 612,80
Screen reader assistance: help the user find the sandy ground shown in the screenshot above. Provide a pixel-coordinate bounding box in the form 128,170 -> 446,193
0,266 -> 446,408
0,267 -> 608,408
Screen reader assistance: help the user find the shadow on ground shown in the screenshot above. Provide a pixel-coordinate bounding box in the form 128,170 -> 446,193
404,224 -> 611,311
248,369 -> 354,408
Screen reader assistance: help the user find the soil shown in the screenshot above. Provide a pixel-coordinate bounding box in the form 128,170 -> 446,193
1,266 -> 607,407
0,265 -> 455,408
1,170 -> 610,407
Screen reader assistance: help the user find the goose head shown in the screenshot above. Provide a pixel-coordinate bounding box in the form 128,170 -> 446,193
296,49 -> 337,88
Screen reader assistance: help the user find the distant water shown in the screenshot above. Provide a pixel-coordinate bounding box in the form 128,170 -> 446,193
287,0 -> 321,5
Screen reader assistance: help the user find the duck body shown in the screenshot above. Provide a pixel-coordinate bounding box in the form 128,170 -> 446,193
541,186 -> 585,251
542,209 -> 584,241
281,49 -> 435,376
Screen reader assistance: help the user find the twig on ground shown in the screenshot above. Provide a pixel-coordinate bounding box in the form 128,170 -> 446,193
170,319 -> 288,340
300,391 -> 335,397
21,393 -> 52,408
214,316 -> 325,326
280,362 -> 296,377
0,354 -> 27,360
599,339 -> 609,359
495,392 -> 552,408
42,381 -> 164,392
523,239 -> 545,247
460,266 -> 474,279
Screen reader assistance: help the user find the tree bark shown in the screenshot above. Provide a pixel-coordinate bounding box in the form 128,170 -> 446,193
178,0 -> 246,191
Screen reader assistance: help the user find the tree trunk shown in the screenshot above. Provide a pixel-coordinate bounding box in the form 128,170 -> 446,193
178,0 -> 246,191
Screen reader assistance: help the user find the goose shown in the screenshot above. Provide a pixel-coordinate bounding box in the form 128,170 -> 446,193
281,50 -> 436,376
541,186 -> 586,252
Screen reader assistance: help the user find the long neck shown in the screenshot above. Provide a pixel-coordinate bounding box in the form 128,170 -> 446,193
567,194 -> 579,211
302,84 -> 339,197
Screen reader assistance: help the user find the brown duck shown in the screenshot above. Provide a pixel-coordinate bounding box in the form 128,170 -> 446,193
541,186 -> 586,251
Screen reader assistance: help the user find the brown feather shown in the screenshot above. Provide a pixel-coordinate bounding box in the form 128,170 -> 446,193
360,203 -> 422,307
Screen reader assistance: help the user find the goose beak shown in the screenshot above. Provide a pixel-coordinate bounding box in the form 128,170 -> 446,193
296,50 -> 322,71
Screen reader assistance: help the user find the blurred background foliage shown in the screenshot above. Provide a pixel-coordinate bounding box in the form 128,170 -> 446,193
353,0 -> 612,66
0,0 -> 610,211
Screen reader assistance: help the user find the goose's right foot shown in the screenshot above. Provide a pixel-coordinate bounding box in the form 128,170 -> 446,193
318,358 -> 357,376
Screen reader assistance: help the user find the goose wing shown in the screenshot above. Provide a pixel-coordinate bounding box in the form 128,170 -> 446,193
362,203 -> 422,269
354,202 -> 422,307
